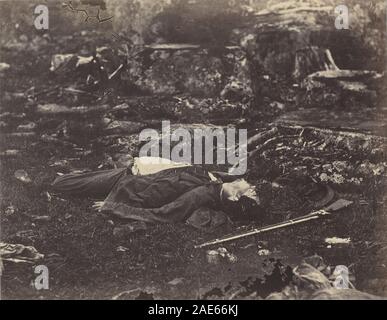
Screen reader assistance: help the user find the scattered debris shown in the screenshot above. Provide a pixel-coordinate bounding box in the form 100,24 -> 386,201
4,205 -> 16,217
64,213 -> 72,220
30,215 -> 51,222
14,169 -> 32,184
116,246 -> 130,252
112,103 -> 130,111
50,54 -> 77,72
14,230 -> 37,241
0,242 -> 44,264
113,221 -> 147,238
206,250 -> 221,265
258,249 -> 271,256
325,237 -> 351,246
3,132 -> 36,138
37,103 -> 73,115
0,62 -> 11,73
76,56 -> 94,68
114,153 -> 134,168
37,103 -> 110,116
293,262 -> 332,290
17,122 -> 37,132
112,287 -> 157,300
0,150 -> 21,158
44,192 -> 52,202
0,120 -> 7,129
267,258 -> 381,300
206,247 -> 237,264
168,277 -> 184,286
104,120 -> 146,135
220,78 -> 252,102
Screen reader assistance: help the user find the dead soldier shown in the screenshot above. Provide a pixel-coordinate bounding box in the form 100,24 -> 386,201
51,157 -> 261,231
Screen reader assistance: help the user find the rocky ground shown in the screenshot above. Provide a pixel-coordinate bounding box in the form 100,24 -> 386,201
1,0 -> 386,299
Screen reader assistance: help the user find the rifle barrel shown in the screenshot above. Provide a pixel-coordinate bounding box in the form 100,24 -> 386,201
194,210 -> 327,249
194,199 -> 352,249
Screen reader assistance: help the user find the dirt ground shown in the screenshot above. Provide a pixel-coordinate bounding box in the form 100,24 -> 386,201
1,14 -> 387,299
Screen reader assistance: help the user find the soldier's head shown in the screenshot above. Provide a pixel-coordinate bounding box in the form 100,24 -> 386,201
221,179 -> 262,221
222,179 -> 259,204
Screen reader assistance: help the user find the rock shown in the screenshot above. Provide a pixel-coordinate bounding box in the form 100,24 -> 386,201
293,263 -> 332,291
14,169 -> 32,184
300,69 -> 382,108
302,254 -> 329,273
0,62 -> 10,73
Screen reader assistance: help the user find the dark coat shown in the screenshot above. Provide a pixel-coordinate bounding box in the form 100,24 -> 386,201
52,166 -> 230,230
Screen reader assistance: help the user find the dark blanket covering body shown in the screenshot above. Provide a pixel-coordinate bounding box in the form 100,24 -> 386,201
51,168 -> 128,199
52,166 -> 229,230
101,167 -> 228,229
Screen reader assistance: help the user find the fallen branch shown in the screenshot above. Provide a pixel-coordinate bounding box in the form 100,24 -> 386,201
275,123 -> 387,141
247,127 -> 278,149
63,1 -> 113,23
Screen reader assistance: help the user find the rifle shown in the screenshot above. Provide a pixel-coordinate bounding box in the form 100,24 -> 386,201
194,199 -> 353,249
